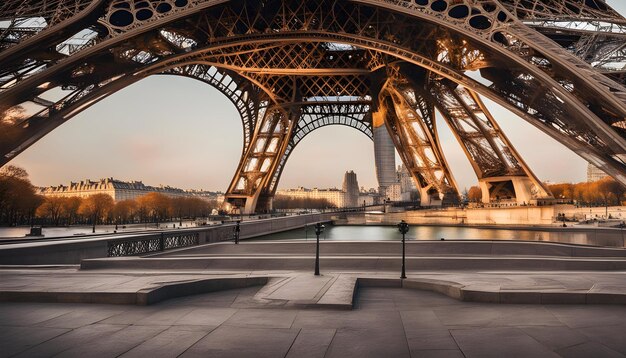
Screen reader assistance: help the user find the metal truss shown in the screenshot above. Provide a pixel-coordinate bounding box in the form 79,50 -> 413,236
160,64 -> 263,154
378,69 -> 459,205
500,0 -> 623,21
2,0 -> 626,212
224,104 -> 298,213
428,76 -> 551,201
267,102 -> 373,196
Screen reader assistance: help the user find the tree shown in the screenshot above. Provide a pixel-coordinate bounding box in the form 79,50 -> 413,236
60,197 -> 82,225
0,165 -> 40,226
112,199 -> 137,225
137,193 -> 170,227
467,186 -> 482,203
79,194 -> 114,233
36,197 -> 65,226
170,197 -> 188,225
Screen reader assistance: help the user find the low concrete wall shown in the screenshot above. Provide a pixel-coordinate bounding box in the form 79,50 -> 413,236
0,213 -> 334,265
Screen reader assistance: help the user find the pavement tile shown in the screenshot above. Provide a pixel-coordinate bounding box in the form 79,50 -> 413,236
400,309 -> 447,334
223,308 -> 297,329
433,305 -> 505,327
451,327 -> 560,358
324,326 -> 410,358
487,306 -> 562,327
555,342 -> 624,358
180,325 -> 299,358
98,306 -> 161,325
119,326 -> 209,358
292,309 -> 401,330
14,324 -> 127,357
520,326 -> 589,351
54,325 -> 169,358
129,306 -> 195,326
35,306 -> 125,328
408,350 -> 465,358
0,326 -> 69,358
406,330 -> 459,351
0,303 -> 74,326
575,324 -> 626,354
547,306 -> 626,328
285,328 -> 336,358
174,307 -> 237,326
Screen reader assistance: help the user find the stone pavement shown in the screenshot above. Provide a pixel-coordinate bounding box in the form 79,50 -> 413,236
2,267 -> 626,306
2,285 -> 626,358
3,240 -> 626,356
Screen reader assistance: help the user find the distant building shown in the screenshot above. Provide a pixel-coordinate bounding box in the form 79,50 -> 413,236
373,114 -> 397,196
277,171 -> 365,208
397,164 -> 418,201
587,164 -> 608,183
384,183 -> 402,202
38,178 -> 223,202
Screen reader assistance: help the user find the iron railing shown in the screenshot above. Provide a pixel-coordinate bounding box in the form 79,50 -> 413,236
107,232 -> 199,257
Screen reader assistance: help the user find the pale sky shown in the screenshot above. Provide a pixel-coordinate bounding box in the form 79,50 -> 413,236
11,1 -> 626,191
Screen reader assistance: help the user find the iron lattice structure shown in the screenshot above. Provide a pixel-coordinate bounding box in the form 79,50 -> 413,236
1,0 -> 626,212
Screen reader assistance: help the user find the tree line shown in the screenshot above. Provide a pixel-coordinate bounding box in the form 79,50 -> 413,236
546,177 -> 625,207
464,177 -> 626,206
0,165 -> 218,227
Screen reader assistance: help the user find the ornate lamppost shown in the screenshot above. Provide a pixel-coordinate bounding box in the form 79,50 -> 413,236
314,223 -> 325,276
397,220 -> 409,279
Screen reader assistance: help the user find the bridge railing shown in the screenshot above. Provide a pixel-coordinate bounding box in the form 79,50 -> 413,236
0,212 -> 340,264
107,231 -> 200,257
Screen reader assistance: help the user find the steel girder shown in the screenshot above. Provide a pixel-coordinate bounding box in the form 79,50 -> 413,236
428,77 -> 552,203
377,68 -> 459,206
1,0 -> 626,213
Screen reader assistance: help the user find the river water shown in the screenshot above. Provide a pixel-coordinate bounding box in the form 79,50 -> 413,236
252,225 -> 626,247
2,223 -> 624,247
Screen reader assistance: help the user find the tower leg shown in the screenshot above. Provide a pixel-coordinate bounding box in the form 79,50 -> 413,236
429,79 -> 553,205
224,105 -> 297,214
376,70 -> 460,206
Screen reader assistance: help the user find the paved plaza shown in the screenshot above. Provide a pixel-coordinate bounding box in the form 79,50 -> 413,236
2,285 -> 626,358
2,239 -> 626,357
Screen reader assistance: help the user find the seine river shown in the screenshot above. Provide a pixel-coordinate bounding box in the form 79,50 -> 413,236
1,223 -> 624,247
252,224 -> 625,247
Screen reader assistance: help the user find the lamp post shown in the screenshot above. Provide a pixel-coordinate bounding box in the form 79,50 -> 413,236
234,220 -> 241,244
397,220 -> 409,279
314,222 -> 325,276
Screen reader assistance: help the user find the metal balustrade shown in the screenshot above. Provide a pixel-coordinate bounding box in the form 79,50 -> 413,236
107,232 -> 199,257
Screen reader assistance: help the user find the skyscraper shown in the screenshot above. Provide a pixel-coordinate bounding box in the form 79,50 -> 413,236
342,170 -> 360,207
373,112 -> 397,195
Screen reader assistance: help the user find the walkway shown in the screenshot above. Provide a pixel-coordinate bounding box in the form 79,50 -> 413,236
2,285 -> 626,357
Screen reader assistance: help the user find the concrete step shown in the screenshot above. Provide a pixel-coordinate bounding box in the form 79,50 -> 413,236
155,240 -> 626,258
80,255 -> 626,271
0,276 -> 268,305
4,272 -> 624,308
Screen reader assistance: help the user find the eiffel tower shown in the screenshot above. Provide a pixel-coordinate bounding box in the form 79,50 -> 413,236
1,0 -> 625,213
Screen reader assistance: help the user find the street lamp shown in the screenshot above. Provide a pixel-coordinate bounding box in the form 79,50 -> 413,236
234,220 -> 241,244
397,220 -> 409,279
314,222 -> 325,276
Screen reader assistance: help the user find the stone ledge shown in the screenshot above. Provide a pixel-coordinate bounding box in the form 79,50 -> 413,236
0,276 -> 268,306
1,274 -> 625,309
362,278 -> 626,306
